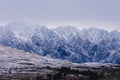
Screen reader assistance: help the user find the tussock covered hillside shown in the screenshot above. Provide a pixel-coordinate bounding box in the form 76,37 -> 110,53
0,45 -> 75,70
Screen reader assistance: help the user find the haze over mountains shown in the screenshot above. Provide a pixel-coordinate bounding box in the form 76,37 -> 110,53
0,23 -> 120,64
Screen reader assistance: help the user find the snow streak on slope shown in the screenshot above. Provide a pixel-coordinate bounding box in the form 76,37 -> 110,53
53,26 -> 80,42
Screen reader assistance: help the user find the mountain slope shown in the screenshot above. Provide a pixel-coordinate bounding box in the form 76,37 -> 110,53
0,23 -> 120,64
0,45 -> 74,69
53,26 -> 80,42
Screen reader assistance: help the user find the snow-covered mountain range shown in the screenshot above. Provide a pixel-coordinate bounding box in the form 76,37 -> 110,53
0,23 -> 120,64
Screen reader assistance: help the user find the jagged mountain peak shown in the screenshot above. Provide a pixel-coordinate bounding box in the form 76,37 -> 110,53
55,26 -> 79,30
110,30 -> 120,38
6,23 -> 41,30
3,23 -> 52,41
80,27 -> 109,44
80,27 -> 108,34
53,26 -> 80,41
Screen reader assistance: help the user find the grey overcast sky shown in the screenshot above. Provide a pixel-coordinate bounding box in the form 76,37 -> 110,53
0,0 -> 120,31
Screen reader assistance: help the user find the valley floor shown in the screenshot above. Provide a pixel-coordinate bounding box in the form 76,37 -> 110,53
0,66 -> 120,80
